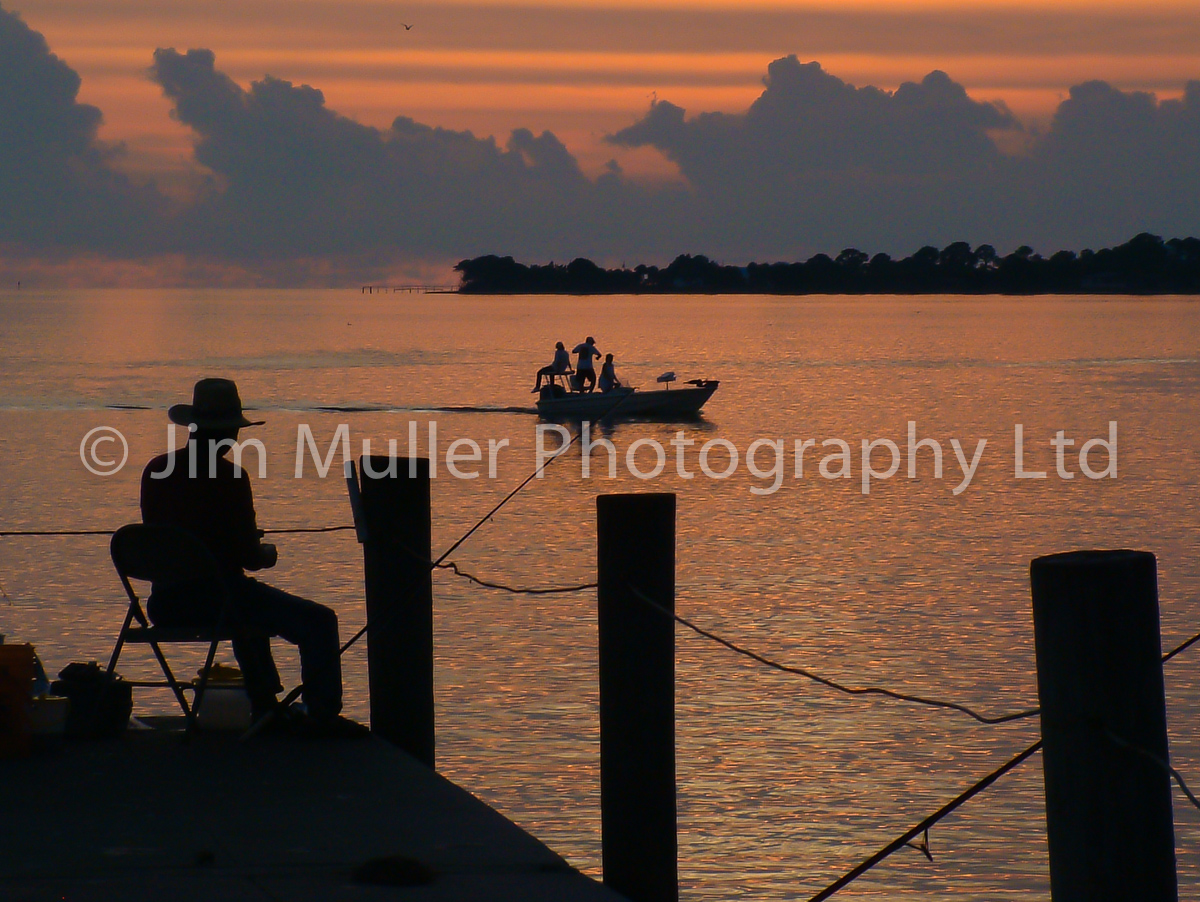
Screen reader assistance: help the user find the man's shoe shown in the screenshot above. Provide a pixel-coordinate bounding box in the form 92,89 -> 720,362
248,702 -> 305,735
289,714 -> 372,739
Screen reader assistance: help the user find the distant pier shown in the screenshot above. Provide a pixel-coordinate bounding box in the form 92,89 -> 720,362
360,284 -> 457,294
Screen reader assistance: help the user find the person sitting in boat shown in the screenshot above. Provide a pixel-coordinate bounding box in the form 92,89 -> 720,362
572,336 -> 601,393
532,341 -> 572,393
598,353 -> 622,393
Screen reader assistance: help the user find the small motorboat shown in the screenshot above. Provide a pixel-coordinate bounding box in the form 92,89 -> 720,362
535,370 -> 719,419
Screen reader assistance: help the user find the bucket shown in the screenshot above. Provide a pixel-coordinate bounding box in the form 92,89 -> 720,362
29,695 -> 71,742
193,664 -> 252,731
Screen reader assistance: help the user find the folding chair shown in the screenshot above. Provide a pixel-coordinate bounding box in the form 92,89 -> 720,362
107,524 -> 234,735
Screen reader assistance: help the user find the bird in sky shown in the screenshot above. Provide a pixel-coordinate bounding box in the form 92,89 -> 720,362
402,22 -> 413,30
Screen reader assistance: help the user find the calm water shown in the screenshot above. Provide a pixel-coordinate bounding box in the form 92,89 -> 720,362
2,290 -> 1199,900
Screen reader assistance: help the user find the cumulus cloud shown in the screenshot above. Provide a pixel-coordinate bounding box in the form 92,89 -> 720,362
0,4 -> 163,253
609,57 -> 1027,256
148,47 -> 691,268
615,58 -> 1017,180
1020,80 -> 1200,245
610,56 -> 1200,255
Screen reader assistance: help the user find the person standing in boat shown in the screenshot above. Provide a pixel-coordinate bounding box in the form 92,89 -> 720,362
598,353 -> 622,393
532,341 -> 572,392
572,336 -> 601,393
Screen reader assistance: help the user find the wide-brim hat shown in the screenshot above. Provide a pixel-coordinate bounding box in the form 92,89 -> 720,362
168,378 -> 264,429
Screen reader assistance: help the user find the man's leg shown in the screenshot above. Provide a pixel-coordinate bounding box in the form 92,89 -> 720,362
229,633 -> 284,716
229,578 -> 343,720
150,584 -> 283,716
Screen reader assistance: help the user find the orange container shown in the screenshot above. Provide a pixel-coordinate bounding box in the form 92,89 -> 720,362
0,644 -> 34,758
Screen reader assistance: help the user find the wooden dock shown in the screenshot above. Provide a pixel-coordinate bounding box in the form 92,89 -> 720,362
0,724 -> 626,901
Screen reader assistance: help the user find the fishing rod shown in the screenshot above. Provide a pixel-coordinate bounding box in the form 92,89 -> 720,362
244,389 -> 637,739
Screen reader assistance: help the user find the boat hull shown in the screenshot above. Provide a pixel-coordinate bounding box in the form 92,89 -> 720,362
536,381 -> 719,419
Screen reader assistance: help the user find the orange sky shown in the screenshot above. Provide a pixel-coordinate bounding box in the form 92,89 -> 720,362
12,0 -> 1200,187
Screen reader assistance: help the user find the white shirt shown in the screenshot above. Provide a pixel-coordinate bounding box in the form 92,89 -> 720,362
573,342 -> 600,370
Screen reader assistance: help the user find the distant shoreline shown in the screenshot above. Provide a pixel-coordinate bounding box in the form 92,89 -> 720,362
455,233 -> 1200,296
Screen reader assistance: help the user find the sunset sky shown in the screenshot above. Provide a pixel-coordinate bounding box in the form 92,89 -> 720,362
4,0 -> 1200,283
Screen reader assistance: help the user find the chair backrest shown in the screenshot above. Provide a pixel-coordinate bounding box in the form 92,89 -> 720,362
110,523 -> 223,591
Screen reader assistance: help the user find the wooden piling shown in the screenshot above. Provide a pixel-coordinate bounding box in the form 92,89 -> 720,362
358,455 -> 435,768
596,493 -> 678,902
1030,550 -> 1176,902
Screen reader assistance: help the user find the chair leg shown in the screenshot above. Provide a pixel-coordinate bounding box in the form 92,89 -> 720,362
88,602 -> 143,737
105,606 -> 139,680
147,640 -> 194,731
190,636 -> 223,739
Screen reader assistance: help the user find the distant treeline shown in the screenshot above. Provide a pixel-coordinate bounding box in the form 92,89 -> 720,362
455,233 -> 1200,295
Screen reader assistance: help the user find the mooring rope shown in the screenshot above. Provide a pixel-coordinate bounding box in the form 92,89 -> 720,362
806,624 -> 1200,899
0,528 -> 116,536
628,587 -> 1041,726
437,561 -> 596,595
334,388 -> 637,656
0,525 -> 359,537
1104,729 -> 1200,812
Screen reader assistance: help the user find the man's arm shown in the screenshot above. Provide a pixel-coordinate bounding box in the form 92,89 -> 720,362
233,469 -> 277,570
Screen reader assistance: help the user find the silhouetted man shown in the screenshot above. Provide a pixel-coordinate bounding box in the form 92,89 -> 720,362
141,378 -> 346,731
572,336 -> 600,393
532,341 -> 572,392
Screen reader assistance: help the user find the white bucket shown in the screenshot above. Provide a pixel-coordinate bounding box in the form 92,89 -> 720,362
193,682 -> 253,731
29,695 -> 70,735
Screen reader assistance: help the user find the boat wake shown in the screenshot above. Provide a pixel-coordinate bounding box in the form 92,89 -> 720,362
308,404 -> 538,415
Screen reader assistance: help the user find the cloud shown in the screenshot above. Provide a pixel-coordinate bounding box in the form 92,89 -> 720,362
610,55 -> 1200,255
1020,79 -> 1200,244
614,58 -> 1017,182
4,1 -> 1200,283
609,56 -> 1022,255
0,4 -> 163,253
147,46 -> 692,269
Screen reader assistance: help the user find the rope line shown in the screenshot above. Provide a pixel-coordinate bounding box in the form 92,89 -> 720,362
6,519 -> 1200,669
0,525 -> 358,537
808,627 -> 1200,899
336,389 -> 635,657
1104,729 -> 1200,812
263,525 -> 356,534
0,528 -> 115,536
437,561 -> 596,595
629,587 -> 1041,726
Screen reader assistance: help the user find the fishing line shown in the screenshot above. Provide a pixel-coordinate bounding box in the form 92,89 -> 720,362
247,390 -> 637,737
337,388 -> 636,656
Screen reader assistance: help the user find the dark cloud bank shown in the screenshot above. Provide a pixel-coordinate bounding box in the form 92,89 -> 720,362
2,3 -> 1199,285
